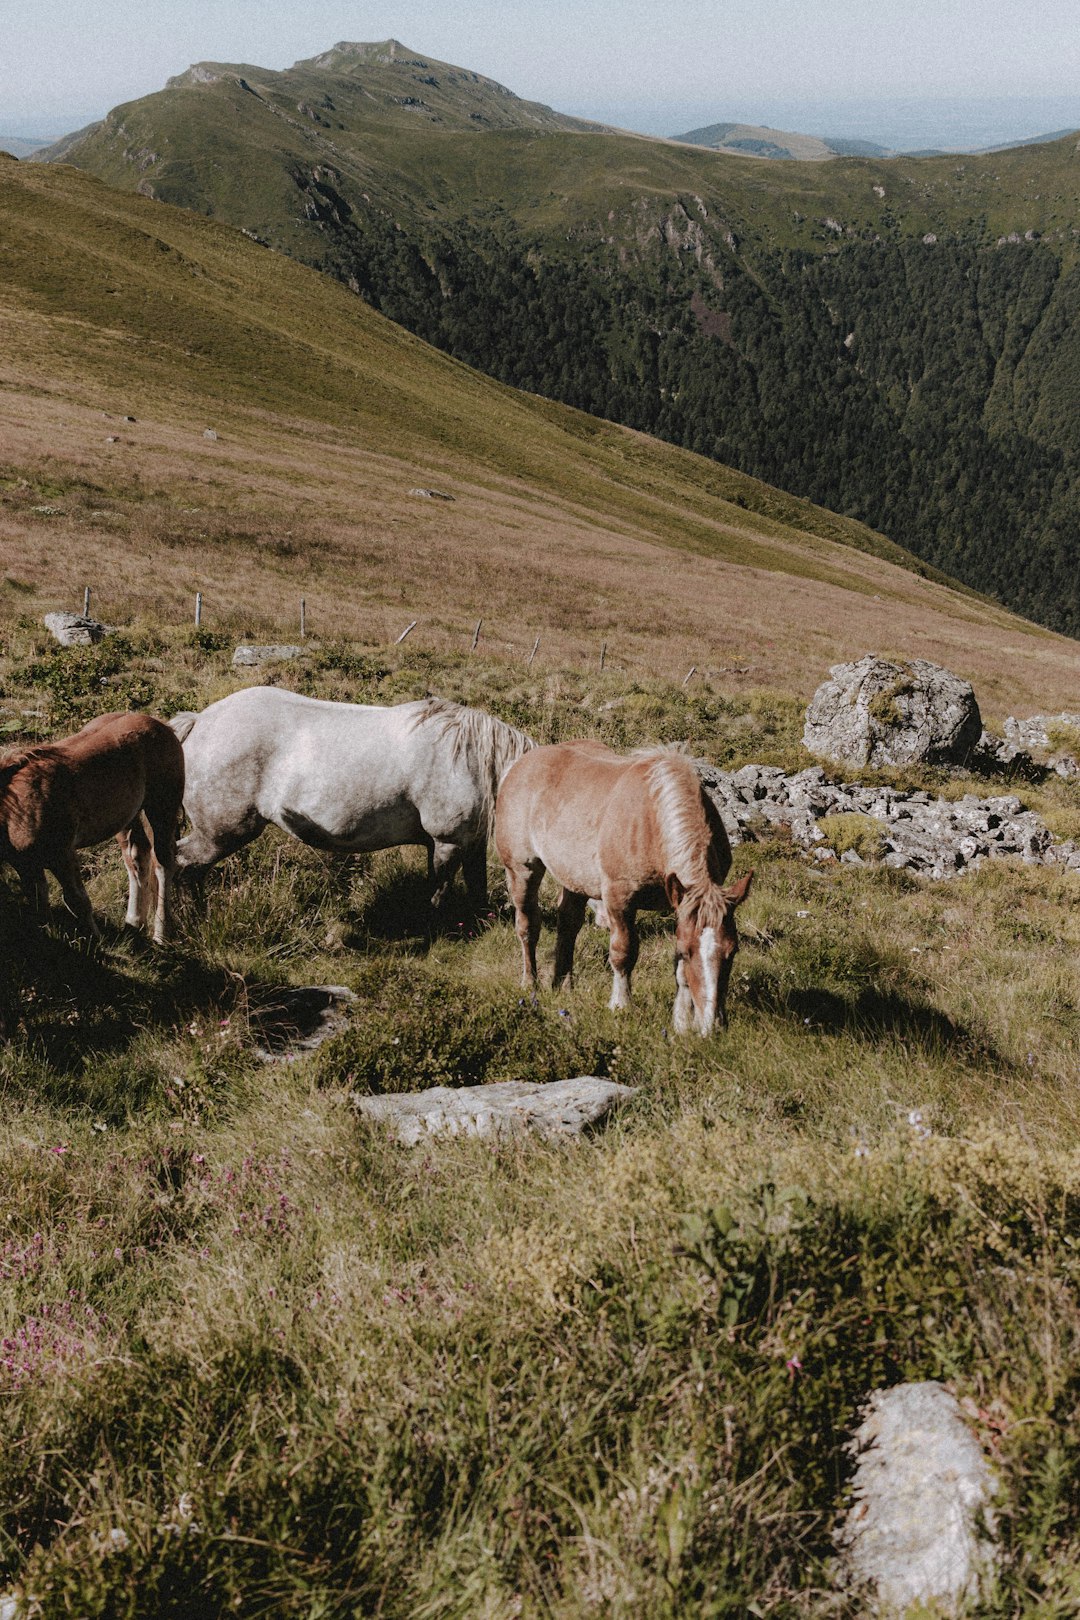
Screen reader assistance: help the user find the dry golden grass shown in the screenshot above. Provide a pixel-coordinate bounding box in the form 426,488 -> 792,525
3,376 -> 1078,724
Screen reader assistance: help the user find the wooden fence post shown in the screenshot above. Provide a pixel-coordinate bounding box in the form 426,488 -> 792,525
83,586 -> 91,617
195,592 -> 202,629
395,619 -> 417,645
599,641 -> 607,672
300,598 -> 306,640
471,617 -> 482,653
527,634 -> 540,669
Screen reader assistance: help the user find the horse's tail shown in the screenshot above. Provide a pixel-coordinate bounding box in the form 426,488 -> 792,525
459,708 -> 535,841
168,711 -> 199,745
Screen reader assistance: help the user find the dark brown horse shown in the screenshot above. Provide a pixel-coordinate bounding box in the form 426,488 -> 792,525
0,712 -> 184,943
496,740 -> 752,1034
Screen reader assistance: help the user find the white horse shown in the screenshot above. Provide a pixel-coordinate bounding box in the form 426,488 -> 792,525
169,689 -> 533,908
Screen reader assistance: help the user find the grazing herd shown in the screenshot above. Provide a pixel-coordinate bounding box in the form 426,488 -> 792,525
0,689 -> 752,1033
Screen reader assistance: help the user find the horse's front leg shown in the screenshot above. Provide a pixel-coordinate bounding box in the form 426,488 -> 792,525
505,858 -> 544,990
553,888 -> 587,990
52,853 -> 101,940
18,863 -> 49,922
427,838 -> 462,909
605,902 -> 639,1011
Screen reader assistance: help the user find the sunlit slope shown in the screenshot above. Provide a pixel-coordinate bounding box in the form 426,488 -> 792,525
2,156 -> 1078,714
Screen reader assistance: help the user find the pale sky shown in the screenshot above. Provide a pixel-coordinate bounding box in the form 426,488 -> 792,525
4,0 -> 1080,145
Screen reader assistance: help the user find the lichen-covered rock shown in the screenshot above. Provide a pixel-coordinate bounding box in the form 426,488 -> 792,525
43,612 -> 110,647
353,1077 -> 638,1145
837,1381 -> 998,1614
804,656 -> 982,767
232,644 -> 305,666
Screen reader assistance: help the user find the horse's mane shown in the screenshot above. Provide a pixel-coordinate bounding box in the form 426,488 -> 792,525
409,698 -> 534,836
640,749 -> 732,908
0,742 -> 61,777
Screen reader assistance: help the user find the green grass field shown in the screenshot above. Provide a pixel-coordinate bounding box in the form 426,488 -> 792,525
2,629 -> 1080,1616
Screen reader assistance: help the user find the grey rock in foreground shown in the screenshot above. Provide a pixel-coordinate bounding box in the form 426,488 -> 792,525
837,1381 -> 998,1615
353,1077 -> 638,1145
804,656 -> 982,767
252,985 -> 356,1062
232,644 -> 305,666
43,612 -> 112,647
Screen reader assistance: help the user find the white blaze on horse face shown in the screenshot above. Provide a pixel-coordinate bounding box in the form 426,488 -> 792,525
695,926 -> 720,1035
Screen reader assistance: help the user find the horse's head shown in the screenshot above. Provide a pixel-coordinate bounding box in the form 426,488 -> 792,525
667,870 -> 753,1035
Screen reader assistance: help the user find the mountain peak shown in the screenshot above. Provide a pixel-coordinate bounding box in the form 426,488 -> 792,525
298,40 -> 427,72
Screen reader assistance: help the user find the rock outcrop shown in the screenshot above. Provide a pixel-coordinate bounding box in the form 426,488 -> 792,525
698,762 -> 1079,878
804,657 -> 982,768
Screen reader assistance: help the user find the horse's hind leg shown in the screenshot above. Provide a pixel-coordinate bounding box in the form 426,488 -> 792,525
117,820 -> 153,930
142,798 -> 181,944
505,858 -> 544,989
553,888 -> 587,990
462,842 -> 489,912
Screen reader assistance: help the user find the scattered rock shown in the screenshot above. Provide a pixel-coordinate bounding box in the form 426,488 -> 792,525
43,611 -> 111,647
251,985 -> 356,1062
203,428 -> 218,441
353,1076 -> 638,1145
837,1381 -> 998,1615
804,656 -> 982,768
409,487 -> 455,501
232,644 -> 305,666
695,759 -> 1079,878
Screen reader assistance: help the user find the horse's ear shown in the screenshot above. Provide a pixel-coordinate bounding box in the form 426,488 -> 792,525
665,872 -> 686,909
725,870 -> 753,906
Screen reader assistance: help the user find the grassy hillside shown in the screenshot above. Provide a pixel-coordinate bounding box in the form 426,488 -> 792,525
6,157 -> 1077,715
38,42 -> 1080,635
3,155 -> 1080,1616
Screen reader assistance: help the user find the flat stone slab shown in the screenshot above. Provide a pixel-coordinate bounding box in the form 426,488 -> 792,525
353,1076 -> 639,1145
837,1381 -> 998,1615
251,985 -> 356,1062
232,644 -> 305,666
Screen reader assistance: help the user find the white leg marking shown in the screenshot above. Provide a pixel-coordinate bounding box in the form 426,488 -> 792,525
609,968 -> 631,1011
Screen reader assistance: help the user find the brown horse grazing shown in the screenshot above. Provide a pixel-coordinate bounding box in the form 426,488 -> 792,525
0,712 -> 184,943
496,740 -> 752,1034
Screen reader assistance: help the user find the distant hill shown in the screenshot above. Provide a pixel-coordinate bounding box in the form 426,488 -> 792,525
0,134 -> 49,159
672,122 -> 892,160
34,41 -> 1080,634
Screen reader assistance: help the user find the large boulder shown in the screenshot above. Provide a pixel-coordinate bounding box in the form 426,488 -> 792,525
837,1381 -> 999,1614
804,656 -> 982,767
43,611 -> 111,647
